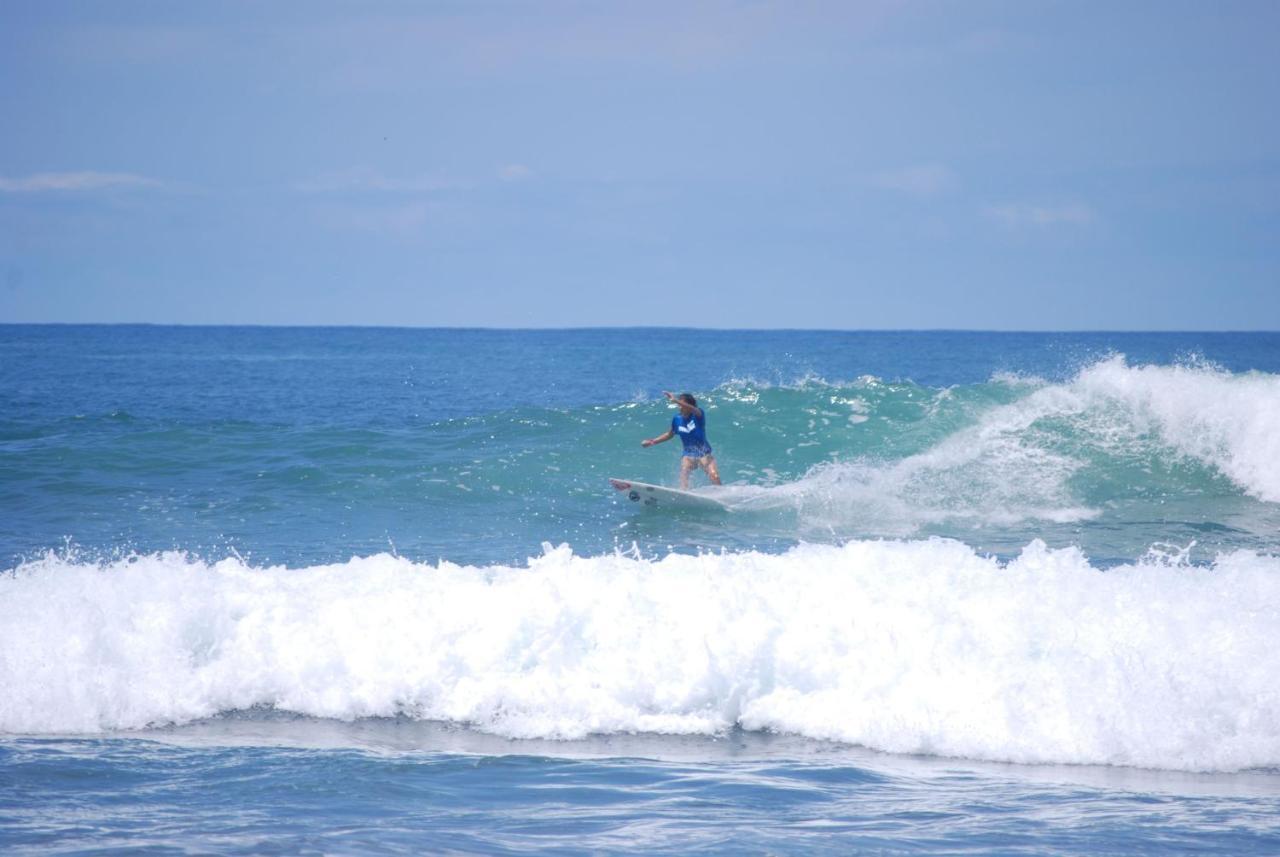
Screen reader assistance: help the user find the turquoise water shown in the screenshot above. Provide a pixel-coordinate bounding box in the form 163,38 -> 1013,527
3,326 -> 1280,853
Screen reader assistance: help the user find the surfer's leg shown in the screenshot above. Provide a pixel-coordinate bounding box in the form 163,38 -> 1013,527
702,455 -> 722,485
679,455 -> 696,489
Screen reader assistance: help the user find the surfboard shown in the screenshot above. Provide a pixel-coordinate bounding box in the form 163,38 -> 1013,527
609,478 -> 730,511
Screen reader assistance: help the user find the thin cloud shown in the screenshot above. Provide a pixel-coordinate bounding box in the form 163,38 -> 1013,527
305,2 -> 901,91
0,171 -> 162,193
297,166 -> 466,193
312,201 -> 431,236
985,202 -> 1094,227
868,163 -> 957,196
498,164 -> 534,182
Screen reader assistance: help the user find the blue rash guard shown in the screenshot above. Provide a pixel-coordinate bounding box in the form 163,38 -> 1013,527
672,410 -> 712,457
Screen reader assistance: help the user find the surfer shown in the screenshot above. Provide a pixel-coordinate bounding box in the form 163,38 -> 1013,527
641,391 -> 722,489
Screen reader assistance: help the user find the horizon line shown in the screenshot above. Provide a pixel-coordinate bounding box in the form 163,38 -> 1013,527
3,322 -> 1279,335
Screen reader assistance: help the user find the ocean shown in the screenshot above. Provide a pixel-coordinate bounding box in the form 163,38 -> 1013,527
2,325 -> 1279,854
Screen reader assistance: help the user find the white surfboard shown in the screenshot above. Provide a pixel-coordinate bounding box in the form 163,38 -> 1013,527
609,478 -> 730,511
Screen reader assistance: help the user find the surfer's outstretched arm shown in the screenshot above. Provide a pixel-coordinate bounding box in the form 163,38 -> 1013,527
642,430 -> 673,448
663,391 -> 703,419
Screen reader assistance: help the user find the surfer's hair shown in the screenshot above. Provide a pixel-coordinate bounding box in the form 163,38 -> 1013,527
678,393 -> 697,407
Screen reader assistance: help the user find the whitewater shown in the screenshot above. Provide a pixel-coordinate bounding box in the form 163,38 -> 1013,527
5,539 -> 1279,772
717,356 -> 1280,545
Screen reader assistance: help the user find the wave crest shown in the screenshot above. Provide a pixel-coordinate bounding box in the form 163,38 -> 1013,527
730,356 -> 1280,534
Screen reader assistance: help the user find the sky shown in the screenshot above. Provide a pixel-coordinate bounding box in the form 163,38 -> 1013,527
1,0 -> 1278,329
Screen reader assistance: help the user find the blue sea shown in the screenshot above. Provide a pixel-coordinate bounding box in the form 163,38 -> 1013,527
3,325 -> 1280,854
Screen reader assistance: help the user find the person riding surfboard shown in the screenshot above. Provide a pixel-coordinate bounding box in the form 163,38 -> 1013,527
641,391 -> 722,489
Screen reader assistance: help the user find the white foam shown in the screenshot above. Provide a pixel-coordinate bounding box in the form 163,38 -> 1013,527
2,540 -> 1278,772
1069,356 -> 1280,502
746,356 -> 1280,531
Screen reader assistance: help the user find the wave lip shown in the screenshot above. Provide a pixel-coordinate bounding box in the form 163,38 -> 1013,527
2,540 -> 1279,773
1069,356 -> 1280,503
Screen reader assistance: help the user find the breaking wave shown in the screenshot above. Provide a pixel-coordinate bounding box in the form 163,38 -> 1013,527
3,538 -> 1278,772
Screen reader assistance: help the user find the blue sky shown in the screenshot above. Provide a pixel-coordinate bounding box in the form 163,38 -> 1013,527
1,1 -> 1277,328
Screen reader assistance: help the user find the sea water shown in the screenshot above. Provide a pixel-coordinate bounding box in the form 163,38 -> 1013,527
2,326 -> 1279,854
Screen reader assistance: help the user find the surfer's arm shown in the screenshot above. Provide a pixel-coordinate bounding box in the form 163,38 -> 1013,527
642,430 -> 674,448
662,391 -> 703,419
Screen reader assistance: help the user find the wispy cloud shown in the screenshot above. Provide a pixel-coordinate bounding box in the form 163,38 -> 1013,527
984,202 -> 1094,227
311,201 -> 431,236
303,3 -> 902,92
297,166 -> 465,194
868,163 -> 957,196
0,171 -> 162,193
497,163 -> 534,182
300,164 -> 536,193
